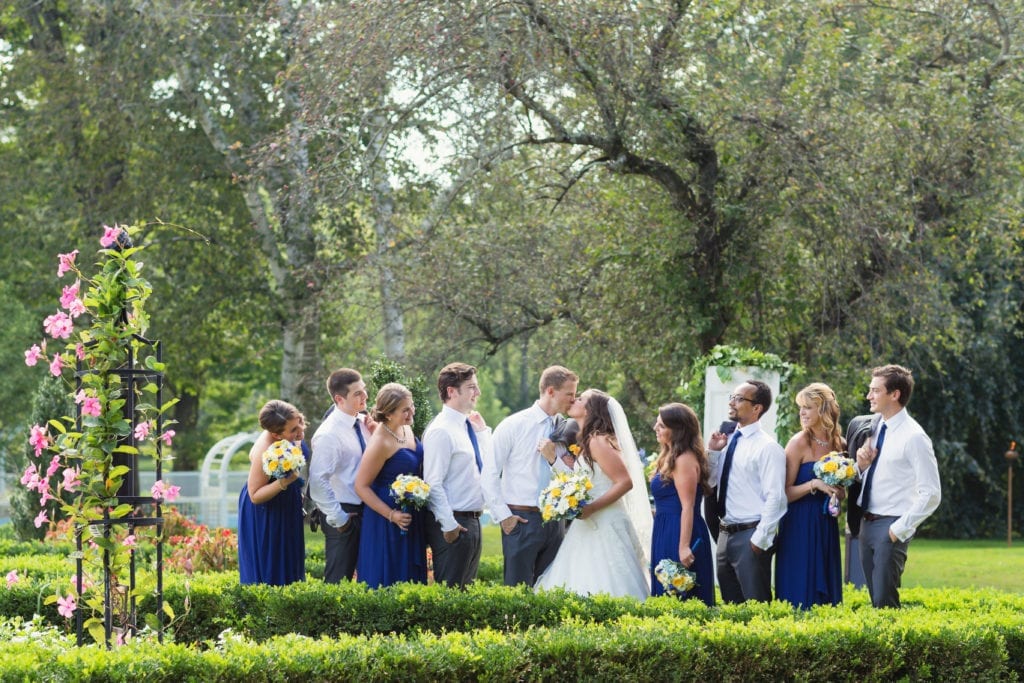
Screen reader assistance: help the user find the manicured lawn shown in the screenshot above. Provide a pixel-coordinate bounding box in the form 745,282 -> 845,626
902,538 -> 1024,591
310,524 -> 1024,593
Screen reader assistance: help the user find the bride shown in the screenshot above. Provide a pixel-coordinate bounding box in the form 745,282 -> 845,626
535,389 -> 652,600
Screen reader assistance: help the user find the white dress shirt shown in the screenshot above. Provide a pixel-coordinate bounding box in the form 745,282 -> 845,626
481,402 -> 572,522
709,421 -> 787,550
858,407 -> 941,541
423,405 -> 490,532
309,408 -> 367,528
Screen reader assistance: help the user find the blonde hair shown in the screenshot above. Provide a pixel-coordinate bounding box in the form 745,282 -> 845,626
796,382 -> 842,451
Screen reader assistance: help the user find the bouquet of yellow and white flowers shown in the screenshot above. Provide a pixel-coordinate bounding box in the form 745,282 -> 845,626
538,471 -> 593,522
261,440 -> 305,480
390,474 -> 431,511
813,451 -> 858,517
813,451 -> 857,487
654,558 -> 697,596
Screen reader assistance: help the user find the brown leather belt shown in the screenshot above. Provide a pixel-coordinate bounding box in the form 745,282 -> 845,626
453,510 -> 482,518
863,512 -> 890,522
508,505 -> 540,513
719,520 -> 758,534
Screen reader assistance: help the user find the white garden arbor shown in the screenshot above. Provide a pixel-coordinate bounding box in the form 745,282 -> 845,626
196,431 -> 260,528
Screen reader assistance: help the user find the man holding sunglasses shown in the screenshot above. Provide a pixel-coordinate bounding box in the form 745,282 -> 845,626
707,380 -> 787,603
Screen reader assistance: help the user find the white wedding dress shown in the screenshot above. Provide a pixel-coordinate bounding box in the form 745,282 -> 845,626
534,397 -> 652,600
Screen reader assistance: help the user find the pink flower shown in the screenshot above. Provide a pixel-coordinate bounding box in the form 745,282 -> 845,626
67,298 -> 87,318
43,311 -> 73,339
100,225 -> 123,248
59,281 -> 80,309
122,534 -> 136,548
160,429 -> 176,446
75,390 -> 102,418
39,487 -> 55,507
49,354 -> 63,377
20,463 -> 38,488
6,570 -> 18,588
75,343 -> 86,360
29,425 -> 49,457
62,468 -> 82,493
151,479 -> 181,502
33,510 -> 48,528
46,455 -> 61,478
24,344 -> 44,367
57,250 -> 79,277
134,422 -> 151,441
57,594 -> 77,619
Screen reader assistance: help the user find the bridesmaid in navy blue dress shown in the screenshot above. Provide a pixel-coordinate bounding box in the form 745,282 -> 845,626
775,383 -> 844,609
649,403 -> 715,606
355,383 -> 428,587
238,400 -> 307,585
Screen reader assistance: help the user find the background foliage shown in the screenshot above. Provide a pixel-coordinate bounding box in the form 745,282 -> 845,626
1,1 -> 1022,538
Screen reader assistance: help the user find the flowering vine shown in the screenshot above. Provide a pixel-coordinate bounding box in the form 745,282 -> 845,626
23,223 -> 178,644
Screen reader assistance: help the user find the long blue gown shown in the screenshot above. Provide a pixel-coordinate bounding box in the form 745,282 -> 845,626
650,473 -> 715,606
775,461 -> 842,608
237,443 -> 308,585
356,443 -> 428,588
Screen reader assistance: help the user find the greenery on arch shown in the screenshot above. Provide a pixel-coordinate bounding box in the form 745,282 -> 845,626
678,345 -> 804,438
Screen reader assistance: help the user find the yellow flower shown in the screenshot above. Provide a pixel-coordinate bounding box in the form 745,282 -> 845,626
405,482 -> 417,493
672,576 -> 686,587
568,444 -> 581,456
823,461 -> 838,473
549,487 -> 562,497
566,496 -> 577,507
267,460 -> 279,471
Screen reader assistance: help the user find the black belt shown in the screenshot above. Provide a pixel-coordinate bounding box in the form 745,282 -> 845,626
862,512 -> 891,522
719,520 -> 758,534
508,505 -> 540,513
453,510 -> 482,518
340,503 -> 364,515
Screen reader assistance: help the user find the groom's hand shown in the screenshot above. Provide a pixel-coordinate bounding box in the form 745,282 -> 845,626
443,525 -> 467,543
500,515 -> 527,534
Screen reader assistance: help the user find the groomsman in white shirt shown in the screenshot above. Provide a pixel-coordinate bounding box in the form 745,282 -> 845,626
423,363 -> 492,587
482,365 -> 579,586
309,368 -> 374,583
854,364 -> 941,608
707,380 -> 787,603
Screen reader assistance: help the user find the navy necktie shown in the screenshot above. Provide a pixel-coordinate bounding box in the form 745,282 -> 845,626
466,419 -> 482,472
716,431 -> 742,520
354,420 -> 367,453
860,423 -> 887,512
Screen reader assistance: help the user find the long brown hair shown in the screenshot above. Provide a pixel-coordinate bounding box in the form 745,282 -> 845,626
796,383 -> 843,451
654,403 -> 711,495
578,389 -> 618,466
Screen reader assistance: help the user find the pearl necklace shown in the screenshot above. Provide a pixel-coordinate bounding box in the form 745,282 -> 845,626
382,423 -> 407,445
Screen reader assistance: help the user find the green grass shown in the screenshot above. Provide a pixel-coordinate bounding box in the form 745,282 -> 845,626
308,525 -> 1024,593
902,538 -> 1024,591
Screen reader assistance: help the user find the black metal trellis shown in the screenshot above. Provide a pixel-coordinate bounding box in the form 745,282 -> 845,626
73,333 -> 165,648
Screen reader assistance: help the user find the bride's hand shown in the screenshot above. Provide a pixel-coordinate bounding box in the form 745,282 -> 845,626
537,439 -> 556,465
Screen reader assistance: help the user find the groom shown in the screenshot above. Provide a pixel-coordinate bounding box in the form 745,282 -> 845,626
482,365 -> 578,586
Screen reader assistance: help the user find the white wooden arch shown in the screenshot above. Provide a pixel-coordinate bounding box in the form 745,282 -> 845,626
199,431 -> 260,528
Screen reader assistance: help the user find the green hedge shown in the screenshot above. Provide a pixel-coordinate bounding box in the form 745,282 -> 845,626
0,609 -> 1016,682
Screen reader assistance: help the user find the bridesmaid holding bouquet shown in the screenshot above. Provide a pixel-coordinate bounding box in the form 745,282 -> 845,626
649,403 -> 715,606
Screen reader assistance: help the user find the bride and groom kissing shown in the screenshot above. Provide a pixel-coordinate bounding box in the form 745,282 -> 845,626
481,366 -> 653,599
